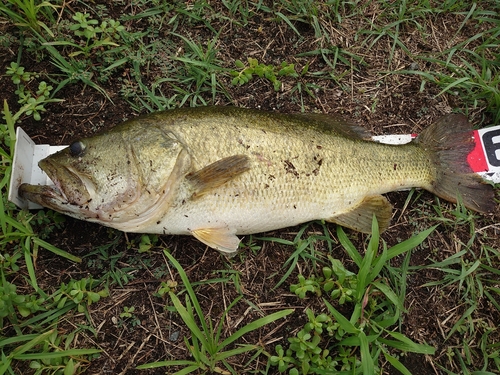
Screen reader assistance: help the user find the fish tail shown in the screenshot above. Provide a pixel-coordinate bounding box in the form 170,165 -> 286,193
416,114 -> 495,213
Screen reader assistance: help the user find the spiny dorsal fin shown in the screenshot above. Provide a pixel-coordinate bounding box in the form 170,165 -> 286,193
297,113 -> 373,140
328,195 -> 393,233
186,155 -> 251,198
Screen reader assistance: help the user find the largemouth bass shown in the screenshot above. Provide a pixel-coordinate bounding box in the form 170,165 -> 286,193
19,106 -> 495,254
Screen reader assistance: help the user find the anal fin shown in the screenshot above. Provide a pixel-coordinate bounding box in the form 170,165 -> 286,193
191,227 -> 241,256
329,195 -> 393,233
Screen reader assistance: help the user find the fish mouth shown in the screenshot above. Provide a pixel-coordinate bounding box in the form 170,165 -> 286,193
19,159 -> 93,212
19,182 -> 70,210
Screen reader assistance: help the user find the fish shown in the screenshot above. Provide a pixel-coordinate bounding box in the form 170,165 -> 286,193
19,106 -> 495,255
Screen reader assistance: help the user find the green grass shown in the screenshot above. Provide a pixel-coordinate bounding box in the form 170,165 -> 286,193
137,250 -> 293,374
1,1 -> 499,374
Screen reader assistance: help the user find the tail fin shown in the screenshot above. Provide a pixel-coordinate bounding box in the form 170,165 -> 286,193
416,114 -> 496,213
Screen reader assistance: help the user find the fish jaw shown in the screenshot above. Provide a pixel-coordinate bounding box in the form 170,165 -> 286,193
18,182 -> 98,220
18,157 -> 98,220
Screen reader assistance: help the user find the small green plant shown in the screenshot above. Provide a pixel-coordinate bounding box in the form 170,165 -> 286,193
120,305 -> 135,318
137,233 -> 158,253
290,256 -> 357,303
117,306 -> 141,328
0,280 -> 45,325
55,12 -> 125,58
5,62 -> 62,121
155,279 -> 178,298
5,61 -> 32,84
137,249 -> 293,374
231,57 -> 298,91
55,278 -> 108,316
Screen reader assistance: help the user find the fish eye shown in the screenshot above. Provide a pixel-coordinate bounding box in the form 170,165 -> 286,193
69,141 -> 86,157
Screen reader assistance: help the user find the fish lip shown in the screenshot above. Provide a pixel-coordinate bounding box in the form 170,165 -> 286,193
18,182 -> 69,210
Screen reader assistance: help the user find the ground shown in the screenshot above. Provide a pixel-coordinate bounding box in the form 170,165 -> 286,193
1,1 -> 499,374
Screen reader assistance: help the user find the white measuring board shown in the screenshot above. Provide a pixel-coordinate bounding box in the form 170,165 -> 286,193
8,127 -> 67,209
8,125 -> 500,210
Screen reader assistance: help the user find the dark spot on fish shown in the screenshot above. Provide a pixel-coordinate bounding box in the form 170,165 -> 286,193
393,163 -> 397,170
127,160 -> 131,165
293,205 -> 297,209
150,160 -> 153,167
264,183 -> 269,189
156,221 -> 161,224
268,175 -> 275,181
69,141 -> 86,157
316,145 -> 322,149
284,160 -> 299,178
237,138 -> 250,149
184,215 -> 188,218
182,199 -> 186,205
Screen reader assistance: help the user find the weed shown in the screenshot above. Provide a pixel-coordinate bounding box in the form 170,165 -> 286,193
57,277 -> 108,315
231,57 -> 298,91
5,62 -> 63,121
135,233 -> 159,253
0,0 -> 58,37
117,306 -> 141,328
290,256 -> 357,304
169,33 -> 228,106
155,279 -> 178,298
258,220 -> 335,290
0,329 -> 100,374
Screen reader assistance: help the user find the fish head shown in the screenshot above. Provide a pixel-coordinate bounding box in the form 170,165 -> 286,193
19,123 -> 189,227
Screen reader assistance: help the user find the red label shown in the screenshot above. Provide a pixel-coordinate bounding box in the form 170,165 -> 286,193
467,130 -> 488,172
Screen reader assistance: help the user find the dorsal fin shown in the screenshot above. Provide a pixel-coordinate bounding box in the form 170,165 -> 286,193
297,113 -> 372,140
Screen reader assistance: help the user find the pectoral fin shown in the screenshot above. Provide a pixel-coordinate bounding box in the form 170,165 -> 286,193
186,155 -> 251,198
191,227 -> 241,256
329,195 -> 393,233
